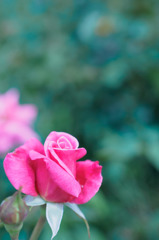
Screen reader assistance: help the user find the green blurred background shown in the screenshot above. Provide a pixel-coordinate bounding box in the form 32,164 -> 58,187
1,0 -> 159,239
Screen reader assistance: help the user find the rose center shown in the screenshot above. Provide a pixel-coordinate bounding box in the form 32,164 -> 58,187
57,136 -> 73,149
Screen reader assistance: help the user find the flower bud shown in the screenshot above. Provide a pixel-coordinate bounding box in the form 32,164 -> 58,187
0,190 -> 29,225
0,189 -> 29,239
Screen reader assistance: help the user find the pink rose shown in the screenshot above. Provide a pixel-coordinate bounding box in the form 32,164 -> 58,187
4,131 -> 102,204
0,89 -> 38,155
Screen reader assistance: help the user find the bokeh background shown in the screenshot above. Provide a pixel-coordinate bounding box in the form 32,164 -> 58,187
1,0 -> 159,239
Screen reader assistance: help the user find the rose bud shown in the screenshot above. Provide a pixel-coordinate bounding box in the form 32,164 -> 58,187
0,189 -> 29,240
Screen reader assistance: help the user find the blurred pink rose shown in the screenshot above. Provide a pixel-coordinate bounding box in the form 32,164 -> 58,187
0,89 -> 38,155
4,131 -> 102,204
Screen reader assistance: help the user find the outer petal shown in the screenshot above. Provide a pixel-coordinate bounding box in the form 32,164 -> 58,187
71,160 -> 103,204
4,149 -> 37,196
4,122 -> 40,143
3,138 -> 44,196
0,133 -> 14,155
29,152 -> 81,202
20,137 -> 44,154
13,104 -> 37,125
0,89 -> 37,125
0,89 -> 19,116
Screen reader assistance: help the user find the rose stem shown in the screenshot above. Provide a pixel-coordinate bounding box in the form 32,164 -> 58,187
29,206 -> 46,240
11,236 -> 19,240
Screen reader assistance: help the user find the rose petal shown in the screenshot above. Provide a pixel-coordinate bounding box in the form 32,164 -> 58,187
29,150 -> 45,160
3,138 -> 44,196
71,160 -> 103,204
57,136 -> 72,149
4,122 -> 39,143
4,149 -> 37,196
0,133 -> 15,155
13,105 -> 37,125
46,203 -> 64,240
30,155 -> 81,202
46,148 -> 75,177
51,148 -> 87,176
21,137 -> 44,154
0,89 -> 19,116
44,132 -> 79,155
44,132 -> 86,176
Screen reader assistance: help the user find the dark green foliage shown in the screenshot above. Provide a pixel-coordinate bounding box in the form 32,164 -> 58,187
0,0 -> 159,239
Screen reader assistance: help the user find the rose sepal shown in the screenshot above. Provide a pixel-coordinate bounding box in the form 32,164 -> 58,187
24,195 -> 90,239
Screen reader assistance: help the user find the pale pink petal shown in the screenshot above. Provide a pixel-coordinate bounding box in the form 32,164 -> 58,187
3,122 -> 39,143
0,133 -> 14,155
30,155 -> 81,203
0,124 -> 39,155
0,88 -> 19,106
71,160 -> 103,204
3,88 -> 19,102
13,105 -> 37,125
0,89 -> 19,116
0,89 -> 39,155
